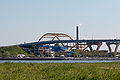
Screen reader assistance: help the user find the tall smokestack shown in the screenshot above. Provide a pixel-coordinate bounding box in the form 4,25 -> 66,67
76,26 -> 79,40
76,26 -> 79,49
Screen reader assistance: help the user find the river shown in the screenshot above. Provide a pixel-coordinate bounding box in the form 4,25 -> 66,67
1,60 -> 120,63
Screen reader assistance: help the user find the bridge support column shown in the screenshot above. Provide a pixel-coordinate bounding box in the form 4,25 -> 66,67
88,44 -> 93,52
115,44 -> 119,53
106,43 -> 112,53
85,42 -> 102,52
96,43 -> 102,51
106,42 -> 120,53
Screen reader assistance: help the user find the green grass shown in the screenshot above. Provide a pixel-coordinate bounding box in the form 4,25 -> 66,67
0,62 -> 120,80
0,46 -> 30,57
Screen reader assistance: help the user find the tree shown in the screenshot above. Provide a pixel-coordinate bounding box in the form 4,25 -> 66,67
55,53 -> 60,57
111,52 -> 117,57
1,53 -> 5,58
30,52 -> 34,56
73,53 -> 79,57
39,52 -> 44,57
1,51 -> 10,58
46,53 -> 51,57
5,51 -> 10,57
54,43 -> 60,47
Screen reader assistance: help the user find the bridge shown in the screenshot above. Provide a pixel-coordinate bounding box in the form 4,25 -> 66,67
19,33 -> 120,53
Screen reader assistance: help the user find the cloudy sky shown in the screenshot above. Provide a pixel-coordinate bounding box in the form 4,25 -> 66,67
0,0 -> 120,47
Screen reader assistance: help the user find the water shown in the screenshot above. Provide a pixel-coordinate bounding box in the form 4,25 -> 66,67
1,60 -> 120,63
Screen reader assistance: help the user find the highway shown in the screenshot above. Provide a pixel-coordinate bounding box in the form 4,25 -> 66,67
19,39 -> 120,47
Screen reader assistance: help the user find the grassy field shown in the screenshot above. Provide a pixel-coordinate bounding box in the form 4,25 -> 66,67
0,46 -> 31,57
0,62 -> 120,80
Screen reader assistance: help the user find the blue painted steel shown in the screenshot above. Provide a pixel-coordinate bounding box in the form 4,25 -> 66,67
19,39 -> 120,47
66,51 -> 74,56
37,45 -> 66,52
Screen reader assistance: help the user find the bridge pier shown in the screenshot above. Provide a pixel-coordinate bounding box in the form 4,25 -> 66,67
84,42 -> 102,52
106,42 -> 120,53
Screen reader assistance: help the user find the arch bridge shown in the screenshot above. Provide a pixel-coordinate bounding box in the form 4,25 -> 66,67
19,33 -> 120,53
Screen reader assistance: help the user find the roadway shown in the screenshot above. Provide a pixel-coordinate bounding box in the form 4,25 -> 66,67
19,39 -> 120,47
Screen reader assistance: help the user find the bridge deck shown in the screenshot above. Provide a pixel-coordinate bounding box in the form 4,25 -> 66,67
19,39 -> 120,47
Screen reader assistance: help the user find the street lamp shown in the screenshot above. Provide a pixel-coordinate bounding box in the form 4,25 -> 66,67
76,24 -> 82,49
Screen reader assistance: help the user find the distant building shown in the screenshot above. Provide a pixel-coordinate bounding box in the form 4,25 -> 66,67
30,45 -> 66,56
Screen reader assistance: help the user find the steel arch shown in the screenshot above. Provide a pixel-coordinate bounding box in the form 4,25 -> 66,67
38,33 -> 73,42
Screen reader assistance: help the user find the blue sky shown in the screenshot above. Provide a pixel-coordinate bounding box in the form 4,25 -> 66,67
0,0 -> 120,46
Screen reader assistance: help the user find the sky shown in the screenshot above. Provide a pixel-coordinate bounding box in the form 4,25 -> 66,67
0,0 -> 120,48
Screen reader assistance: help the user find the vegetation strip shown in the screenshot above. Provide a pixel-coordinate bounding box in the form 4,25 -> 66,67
0,62 -> 120,80
0,57 -> 120,60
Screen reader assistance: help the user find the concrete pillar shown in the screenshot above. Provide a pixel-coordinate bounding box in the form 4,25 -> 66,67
88,45 -> 93,52
83,46 -> 88,51
106,43 -> 112,53
106,42 -> 120,53
86,42 -> 102,52
96,43 -> 102,51
114,44 -> 120,53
